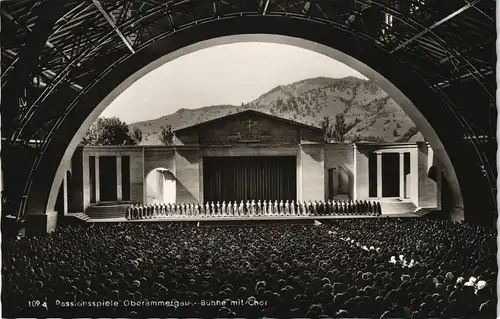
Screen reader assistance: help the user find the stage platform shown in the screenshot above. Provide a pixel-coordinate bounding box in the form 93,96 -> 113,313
81,199 -> 424,220
71,199 -> 432,225
68,212 -> 424,225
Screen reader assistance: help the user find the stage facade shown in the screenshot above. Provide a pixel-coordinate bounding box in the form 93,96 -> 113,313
65,110 -> 440,214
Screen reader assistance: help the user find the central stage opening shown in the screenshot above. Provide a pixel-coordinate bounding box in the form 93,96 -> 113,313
203,156 -> 296,202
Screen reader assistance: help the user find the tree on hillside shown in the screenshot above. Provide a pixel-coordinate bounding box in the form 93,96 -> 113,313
320,116 -> 335,143
332,113 -> 348,143
320,113 -> 349,143
396,126 -> 420,142
81,117 -> 136,146
159,124 -> 175,145
130,127 -> 143,144
276,97 -> 283,108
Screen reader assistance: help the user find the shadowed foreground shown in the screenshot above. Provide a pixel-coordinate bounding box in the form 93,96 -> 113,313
2,218 -> 496,318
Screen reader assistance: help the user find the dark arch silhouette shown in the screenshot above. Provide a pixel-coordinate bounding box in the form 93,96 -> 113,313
18,16 -> 492,226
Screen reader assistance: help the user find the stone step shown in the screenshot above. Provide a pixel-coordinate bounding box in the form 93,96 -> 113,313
414,208 -> 434,217
379,201 -> 416,215
86,213 -> 125,219
85,204 -> 127,219
71,213 -> 91,220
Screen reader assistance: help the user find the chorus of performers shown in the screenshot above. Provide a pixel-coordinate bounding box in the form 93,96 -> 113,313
126,199 -> 382,220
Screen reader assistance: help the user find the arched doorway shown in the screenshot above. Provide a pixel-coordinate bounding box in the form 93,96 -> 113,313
328,165 -> 351,200
145,168 -> 176,205
20,19 -> 491,225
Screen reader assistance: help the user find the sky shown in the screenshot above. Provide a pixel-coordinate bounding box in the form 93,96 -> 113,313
100,42 -> 367,124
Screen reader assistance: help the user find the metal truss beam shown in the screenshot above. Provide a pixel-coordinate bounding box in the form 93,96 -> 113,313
2,49 -> 83,91
2,0 -> 68,132
92,0 -> 135,54
391,0 -> 480,53
1,13 -> 83,92
262,0 -> 270,15
1,11 -> 71,60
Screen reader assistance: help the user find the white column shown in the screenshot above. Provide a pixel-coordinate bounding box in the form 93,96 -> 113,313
297,147 -> 303,201
410,148 -> 419,203
399,152 -> 405,199
142,147 -> 146,205
116,155 -> 122,201
63,173 -> 68,215
83,154 -> 90,209
376,153 -> 382,198
353,144 -> 357,200
95,155 -> 100,203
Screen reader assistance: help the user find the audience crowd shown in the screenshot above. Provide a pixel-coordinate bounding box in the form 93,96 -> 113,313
126,199 -> 382,220
2,218 -> 496,318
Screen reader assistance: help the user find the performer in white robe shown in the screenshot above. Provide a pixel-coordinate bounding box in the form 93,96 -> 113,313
233,201 -> 238,216
126,206 -> 131,220
129,205 -> 134,220
239,200 -> 244,216
198,202 -> 204,217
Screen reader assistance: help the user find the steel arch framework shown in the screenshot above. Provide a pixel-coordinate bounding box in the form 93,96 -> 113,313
1,0 -> 496,224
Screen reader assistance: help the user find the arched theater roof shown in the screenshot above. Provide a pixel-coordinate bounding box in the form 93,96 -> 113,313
1,0 -> 496,222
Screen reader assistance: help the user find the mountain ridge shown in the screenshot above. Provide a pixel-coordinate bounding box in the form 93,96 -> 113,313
128,76 -> 423,144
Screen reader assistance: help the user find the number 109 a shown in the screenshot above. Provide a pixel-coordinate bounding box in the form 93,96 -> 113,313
28,300 -> 46,307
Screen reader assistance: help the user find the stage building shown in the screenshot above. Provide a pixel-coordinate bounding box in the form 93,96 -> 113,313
64,110 -> 441,215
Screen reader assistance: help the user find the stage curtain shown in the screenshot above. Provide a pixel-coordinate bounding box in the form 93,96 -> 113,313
203,156 -> 296,202
99,156 -> 117,201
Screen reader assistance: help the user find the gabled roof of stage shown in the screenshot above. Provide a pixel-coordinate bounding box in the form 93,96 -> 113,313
173,109 -> 323,133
